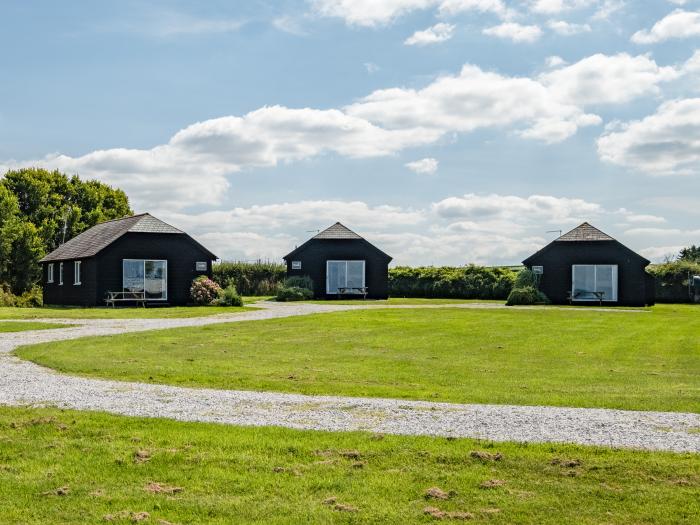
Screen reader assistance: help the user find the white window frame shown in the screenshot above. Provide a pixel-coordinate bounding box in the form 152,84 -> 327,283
572,264 -> 618,302
47,263 -> 54,283
58,262 -> 63,286
73,261 -> 82,285
326,260 -> 366,294
291,260 -> 302,270
122,259 -> 168,301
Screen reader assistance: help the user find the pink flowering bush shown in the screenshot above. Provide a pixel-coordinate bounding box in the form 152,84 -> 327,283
190,276 -> 222,305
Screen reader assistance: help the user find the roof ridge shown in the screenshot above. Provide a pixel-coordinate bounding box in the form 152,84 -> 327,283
557,222 -> 614,242
95,212 -> 148,225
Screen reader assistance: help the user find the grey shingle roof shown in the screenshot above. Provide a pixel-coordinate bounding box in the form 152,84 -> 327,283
556,222 -> 614,242
40,213 -> 184,262
313,222 -> 363,240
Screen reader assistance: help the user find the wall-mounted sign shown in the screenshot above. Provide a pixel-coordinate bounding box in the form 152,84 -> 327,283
532,265 -> 544,275
291,261 -> 302,270
195,261 -> 207,271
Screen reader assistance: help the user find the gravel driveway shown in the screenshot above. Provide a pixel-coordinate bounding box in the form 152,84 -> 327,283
1,301 -> 698,453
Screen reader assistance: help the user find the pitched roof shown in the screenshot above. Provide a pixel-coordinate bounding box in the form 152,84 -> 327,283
283,222 -> 392,261
40,213 -> 187,262
556,222 -> 615,242
313,222 -> 363,240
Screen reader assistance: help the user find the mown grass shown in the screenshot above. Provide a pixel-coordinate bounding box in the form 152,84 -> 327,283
0,406 -> 697,524
0,305 -> 257,320
302,298 -> 505,305
16,304 -> 700,412
0,321 -> 67,332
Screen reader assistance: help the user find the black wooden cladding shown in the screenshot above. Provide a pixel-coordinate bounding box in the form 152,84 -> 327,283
523,240 -> 655,306
42,232 -> 214,306
284,238 -> 392,299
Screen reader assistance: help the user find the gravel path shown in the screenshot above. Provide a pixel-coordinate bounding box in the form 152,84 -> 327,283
0,301 -> 697,453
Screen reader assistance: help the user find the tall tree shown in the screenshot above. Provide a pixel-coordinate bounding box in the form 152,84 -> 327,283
0,168 -> 133,294
1,168 -> 132,252
678,245 -> 700,263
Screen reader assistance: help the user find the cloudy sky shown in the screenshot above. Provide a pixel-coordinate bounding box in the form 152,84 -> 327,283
1,0 -> 699,265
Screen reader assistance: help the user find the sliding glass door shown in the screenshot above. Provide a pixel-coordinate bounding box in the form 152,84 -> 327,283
572,264 -> 618,301
326,260 -> 365,293
123,259 -> 167,300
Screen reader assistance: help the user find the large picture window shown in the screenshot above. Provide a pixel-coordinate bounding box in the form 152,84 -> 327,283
326,260 -> 365,294
572,264 -> 618,301
123,259 -> 167,300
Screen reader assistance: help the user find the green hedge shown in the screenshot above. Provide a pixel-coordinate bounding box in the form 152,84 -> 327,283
647,261 -> 700,303
212,262 -> 286,296
388,265 -> 518,300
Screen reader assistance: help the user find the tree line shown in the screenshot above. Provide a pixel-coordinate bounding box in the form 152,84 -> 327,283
0,168 -> 131,295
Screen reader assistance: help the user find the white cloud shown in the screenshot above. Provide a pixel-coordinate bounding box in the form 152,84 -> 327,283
591,0 -> 625,20
0,106 -> 439,210
597,98 -> 700,176
483,22 -> 543,42
117,10 -> 244,37
272,16 -> 309,36
433,193 -> 602,226
404,22 -> 455,46
547,19 -> 591,35
545,55 -> 567,67
364,62 -> 380,73
5,52 -> 688,213
152,193 -> 629,265
347,63 -> 601,143
405,157 -> 439,174
437,0 -> 512,18
529,0 -> 596,14
539,53 -> 679,106
310,0 -> 510,27
631,9 -> 700,44
638,245 -> 685,262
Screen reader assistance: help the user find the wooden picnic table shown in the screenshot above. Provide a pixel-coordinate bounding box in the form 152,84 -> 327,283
105,291 -> 146,308
337,286 -> 368,299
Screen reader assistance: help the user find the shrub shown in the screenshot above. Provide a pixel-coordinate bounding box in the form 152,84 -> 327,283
388,265 -> 518,299
0,284 -> 43,307
513,268 -> 537,288
190,276 -> 222,306
506,286 -> 549,306
647,260 -> 700,303
284,275 -> 314,291
212,261 -> 285,296
217,284 -> 244,307
276,286 -> 313,302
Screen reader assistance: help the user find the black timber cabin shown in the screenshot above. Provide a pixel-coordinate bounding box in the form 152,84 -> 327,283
283,222 -> 392,299
40,213 -> 218,306
522,222 -> 655,307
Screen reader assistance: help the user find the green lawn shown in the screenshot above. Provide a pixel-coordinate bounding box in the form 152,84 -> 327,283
16,304 -> 700,412
0,406 -> 697,524
0,321 -> 67,332
0,305 -> 257,320
302,298 -> 505,305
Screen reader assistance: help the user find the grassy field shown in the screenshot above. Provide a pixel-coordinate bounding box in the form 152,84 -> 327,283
0,321 -> 67,332
303,298 -> 505,305
16,304 -> 700,412
0,305 -> 258,320
0,406 -> 697,524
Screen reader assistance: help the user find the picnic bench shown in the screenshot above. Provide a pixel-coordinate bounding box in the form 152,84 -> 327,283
105,291 -> 146,308
337,286 -> 368,299
568,290 -> 605,305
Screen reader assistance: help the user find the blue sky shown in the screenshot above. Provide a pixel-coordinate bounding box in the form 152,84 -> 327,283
1,0 -> 699,264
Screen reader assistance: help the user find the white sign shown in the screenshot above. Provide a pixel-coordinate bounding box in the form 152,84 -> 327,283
291,261 -> 302,270
532,266 -> 544,275
195,261 -> 207,271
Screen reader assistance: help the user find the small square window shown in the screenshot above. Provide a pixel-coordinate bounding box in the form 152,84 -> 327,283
291,261 -> 302,270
